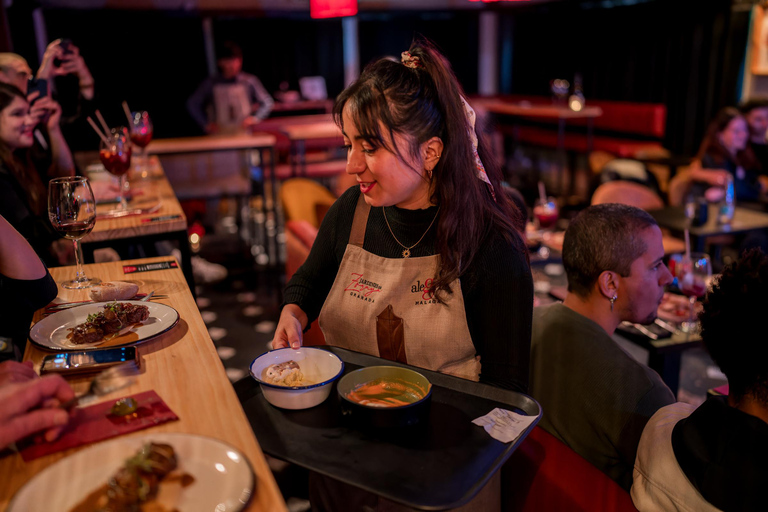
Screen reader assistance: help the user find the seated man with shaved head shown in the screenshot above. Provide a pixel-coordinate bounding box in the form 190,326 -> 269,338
530,203 -> 676,491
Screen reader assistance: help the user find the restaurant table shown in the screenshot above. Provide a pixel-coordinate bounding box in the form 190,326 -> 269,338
280,117 -> 343,177
472,98 -> 603,194
649,204 -> 768,252
0,257 -> 287,512
82,157 -> 194,292
236,346 -> 541,511
270,99 -> 333,115
147,133 -> 279,266
147,132 -> 278,202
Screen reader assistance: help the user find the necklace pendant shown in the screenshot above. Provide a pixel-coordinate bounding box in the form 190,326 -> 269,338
402,248 -> 411,258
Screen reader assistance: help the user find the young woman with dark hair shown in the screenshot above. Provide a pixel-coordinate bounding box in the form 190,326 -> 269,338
0,82 -> 74,266
272,40 -> 533,394
690,107 -> 766,203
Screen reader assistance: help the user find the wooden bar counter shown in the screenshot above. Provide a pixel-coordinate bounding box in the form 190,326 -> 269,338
0,257 -> 287,512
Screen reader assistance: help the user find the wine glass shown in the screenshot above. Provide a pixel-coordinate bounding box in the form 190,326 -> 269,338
48,177 -> 101,289
129,111 -> 153,178
99,128 -> 132,210
675,252 -> 712,334
533,197 -> 559,230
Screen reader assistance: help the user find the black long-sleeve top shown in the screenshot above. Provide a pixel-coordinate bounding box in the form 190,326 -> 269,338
283,187 -> 533,393
0,268 -> 57,359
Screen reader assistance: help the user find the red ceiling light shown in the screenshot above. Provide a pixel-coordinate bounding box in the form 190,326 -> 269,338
311,0 -> 358,19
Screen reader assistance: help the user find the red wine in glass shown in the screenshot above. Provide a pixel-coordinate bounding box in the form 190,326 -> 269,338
99,148 -> 132,176
680,278 -> 707,299
57,218 -> 96,240
130,130 -> 153,148
534,198 -> 559,230
48,177 -> 101,289
130,111 -> 153,177
534,208 -> 559,229
100,130 -> 132,210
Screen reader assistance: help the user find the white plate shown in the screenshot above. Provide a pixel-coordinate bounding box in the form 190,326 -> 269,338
8,433 -> 254,512
29,300 -> 179,351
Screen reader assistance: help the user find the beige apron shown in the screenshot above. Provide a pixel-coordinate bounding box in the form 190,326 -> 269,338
314,194 -> 499,512
318,194 -> 480,380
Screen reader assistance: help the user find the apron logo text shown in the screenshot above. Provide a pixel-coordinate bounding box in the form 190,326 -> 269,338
344,273 -> 382,303
411,279 -> 436,302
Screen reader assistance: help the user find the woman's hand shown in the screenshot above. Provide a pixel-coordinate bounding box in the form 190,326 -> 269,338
0,374 -> 74,449
272,304 -> 308,349
36,40 -> 64,81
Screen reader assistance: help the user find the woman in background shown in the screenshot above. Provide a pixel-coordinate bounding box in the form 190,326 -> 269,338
0,82 -> 74,265
690,107 -> 765,204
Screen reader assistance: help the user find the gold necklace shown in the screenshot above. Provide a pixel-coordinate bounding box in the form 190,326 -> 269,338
383,206 -> 440,258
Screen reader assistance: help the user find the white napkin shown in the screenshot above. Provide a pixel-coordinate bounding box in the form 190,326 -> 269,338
472,408 -> 537,443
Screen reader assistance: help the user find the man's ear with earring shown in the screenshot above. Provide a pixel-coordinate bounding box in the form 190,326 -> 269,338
598,271 -> 619,313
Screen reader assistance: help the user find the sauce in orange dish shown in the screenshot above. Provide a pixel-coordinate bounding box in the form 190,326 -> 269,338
346,378 -> 429,408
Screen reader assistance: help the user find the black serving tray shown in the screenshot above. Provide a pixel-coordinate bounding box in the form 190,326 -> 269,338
234,346 -> 541,511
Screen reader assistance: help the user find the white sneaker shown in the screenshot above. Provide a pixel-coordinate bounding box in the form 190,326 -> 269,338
191,256 -> 228,284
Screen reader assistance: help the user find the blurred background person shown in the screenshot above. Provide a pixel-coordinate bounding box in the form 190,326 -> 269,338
35,39 -> 98,152
0,83 -> 74,266
690,107 -> 766,205
186,41 -> 273,134
740,98 -> 768,172
633,249 -> 768,511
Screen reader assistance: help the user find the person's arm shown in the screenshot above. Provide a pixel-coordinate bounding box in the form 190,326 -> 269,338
689,157 -> 730,187
0,375 -> 74,449
464,233 -> 533,393
0,215 -> 47,280
186,78 -> 214,133
29,96 -> 74,178
272,189 -> 356,349
246,75 -> 274,122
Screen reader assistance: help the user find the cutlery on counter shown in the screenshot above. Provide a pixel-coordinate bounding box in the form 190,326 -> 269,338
620,321 -> 659,340
60,362 -> 140,410
45,292 -> 164,314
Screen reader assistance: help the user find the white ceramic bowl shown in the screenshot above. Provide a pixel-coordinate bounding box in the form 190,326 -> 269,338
249,347 -> 344,410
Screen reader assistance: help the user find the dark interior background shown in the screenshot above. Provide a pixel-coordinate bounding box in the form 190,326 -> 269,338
5,0 -> 751,155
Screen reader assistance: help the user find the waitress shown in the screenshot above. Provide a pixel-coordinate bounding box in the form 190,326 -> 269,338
272,41 -> 532,394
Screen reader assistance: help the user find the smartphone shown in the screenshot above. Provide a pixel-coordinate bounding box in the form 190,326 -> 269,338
41,347 -> 138,375
59,38 -> 73,55
54,39 -> 73,68
27,77 -> 48,100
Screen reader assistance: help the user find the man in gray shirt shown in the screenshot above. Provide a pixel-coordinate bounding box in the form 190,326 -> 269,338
530,203 -> 676,491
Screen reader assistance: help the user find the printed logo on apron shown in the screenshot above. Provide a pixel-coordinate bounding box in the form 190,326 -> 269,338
343,272 -> 383,303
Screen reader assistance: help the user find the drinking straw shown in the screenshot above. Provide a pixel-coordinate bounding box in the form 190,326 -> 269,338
122,101 -> 133,125
538,181 -> 547,205
95,110 -> 110,136
87,117 -> 110,146
684,228 -> 691,260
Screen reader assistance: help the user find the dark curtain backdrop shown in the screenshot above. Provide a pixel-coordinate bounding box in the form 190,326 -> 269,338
357,11 -> 479,93
500,0 -> 749,155
8,8 -> 345,140
6,0 -> 749,153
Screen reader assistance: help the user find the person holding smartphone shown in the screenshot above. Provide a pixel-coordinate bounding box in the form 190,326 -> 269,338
0,52 -> 75,177
36,39 -> 98,151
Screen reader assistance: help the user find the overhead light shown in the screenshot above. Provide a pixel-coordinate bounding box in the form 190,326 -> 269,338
311,0 -> 358,19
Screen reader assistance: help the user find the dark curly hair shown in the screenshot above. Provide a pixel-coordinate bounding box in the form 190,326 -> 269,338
700,248 -> 768,406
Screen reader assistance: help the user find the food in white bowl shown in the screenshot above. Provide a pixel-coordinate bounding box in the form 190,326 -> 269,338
250,348 -> 344,410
